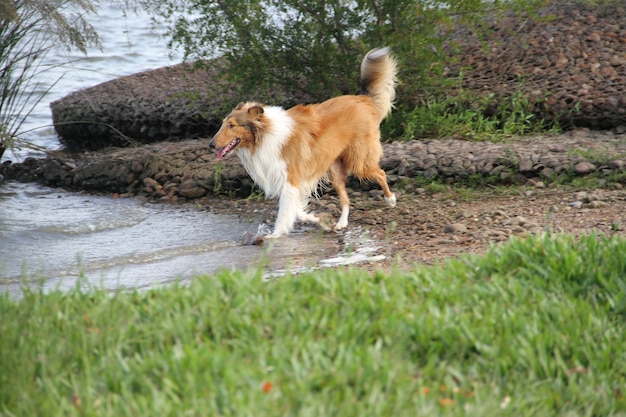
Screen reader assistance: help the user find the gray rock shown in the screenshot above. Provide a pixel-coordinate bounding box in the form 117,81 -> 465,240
511,226 -> 528,235
458,208 -> 474,218
175,178 -> 207,199
574,191 -> 589,202
507,216 -> 528,226
574,162 -> 597,175
587,200 -> 607,208
444,223 -> 467,233
519,159 -> 534,172
143,177 -> 161,191
178,186 -> 207,199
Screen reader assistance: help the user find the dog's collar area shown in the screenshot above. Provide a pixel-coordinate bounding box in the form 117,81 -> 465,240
216,138 -> 241,159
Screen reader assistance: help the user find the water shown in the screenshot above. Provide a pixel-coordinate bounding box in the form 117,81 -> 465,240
0,6 -> 384,296
4,4 -> 181,160
0,183 -> 381,297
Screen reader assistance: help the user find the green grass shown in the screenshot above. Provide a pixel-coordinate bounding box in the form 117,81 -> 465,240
2,234 -> 626,416
383,91 -> 562,143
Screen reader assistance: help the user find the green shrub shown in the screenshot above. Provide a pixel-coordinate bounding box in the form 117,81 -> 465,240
145,0 -> 548,105
383,90 -> 560,142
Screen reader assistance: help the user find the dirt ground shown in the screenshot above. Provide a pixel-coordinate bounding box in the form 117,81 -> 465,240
200,184 -> 626,272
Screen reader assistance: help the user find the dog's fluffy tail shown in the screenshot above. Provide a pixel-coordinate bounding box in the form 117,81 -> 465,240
360,47 -> 397,122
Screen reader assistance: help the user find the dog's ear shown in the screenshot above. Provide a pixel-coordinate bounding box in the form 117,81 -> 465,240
235,102 -> 245,110
248,104 -> 264,118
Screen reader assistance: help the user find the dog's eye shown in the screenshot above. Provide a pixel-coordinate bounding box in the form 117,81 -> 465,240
228,123 -> 235,129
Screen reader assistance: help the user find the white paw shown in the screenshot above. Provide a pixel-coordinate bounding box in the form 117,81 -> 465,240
298,212 -> 320,224
385,193 -> 397,208
334,219 -> 348,231
264,232 -> 283,239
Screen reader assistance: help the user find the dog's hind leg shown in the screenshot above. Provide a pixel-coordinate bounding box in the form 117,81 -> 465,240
297,197 -> 320,224
370,167 -> 396,207
372,168 -> 396,207
330,161 -> 351,230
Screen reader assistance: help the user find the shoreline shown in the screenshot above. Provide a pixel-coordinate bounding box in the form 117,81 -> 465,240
3,128 -> 626,202
3,128 -> 626,271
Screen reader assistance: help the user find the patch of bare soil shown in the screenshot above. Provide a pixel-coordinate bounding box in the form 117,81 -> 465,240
201,185 -> 626,273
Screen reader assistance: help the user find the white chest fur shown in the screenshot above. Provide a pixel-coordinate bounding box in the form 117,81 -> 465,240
236,106 -> 294,199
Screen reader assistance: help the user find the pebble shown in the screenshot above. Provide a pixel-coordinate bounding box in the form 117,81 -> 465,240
575,162 -> 597,175
444,223 -> 467,233
241,231 -> 264,246
511,226 -> 528,235
587,200 -> 607,208
458,208 -> 474,218
178,187 -> 206,199
435,238 -> 455,245
574,191 -> 589,202
143,177 -> 161,191
487,229 -> 508,238
506,216 -> 528,226
519,160 -> 533,172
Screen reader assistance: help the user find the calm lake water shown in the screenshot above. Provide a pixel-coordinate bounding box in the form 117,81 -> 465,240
5,4 -> 182,158
0,5 -> 384,296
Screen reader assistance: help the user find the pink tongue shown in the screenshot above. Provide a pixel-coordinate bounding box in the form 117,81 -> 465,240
217,138 -> 239,158
217,141 -> 232,159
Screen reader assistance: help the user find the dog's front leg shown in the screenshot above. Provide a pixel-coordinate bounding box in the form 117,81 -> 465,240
266,184 -> 300,238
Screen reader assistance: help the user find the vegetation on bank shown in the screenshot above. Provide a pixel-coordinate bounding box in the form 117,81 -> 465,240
145,0 -> 557,141
0,0 -> 102,159
384,90 -> 562,143
1,234 -> 625,416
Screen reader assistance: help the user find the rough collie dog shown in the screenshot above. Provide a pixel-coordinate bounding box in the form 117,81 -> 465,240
212,47 -> 397,238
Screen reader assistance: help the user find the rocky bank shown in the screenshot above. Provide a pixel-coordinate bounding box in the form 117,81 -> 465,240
2,128 -> 626,204
439,1 -> 626,129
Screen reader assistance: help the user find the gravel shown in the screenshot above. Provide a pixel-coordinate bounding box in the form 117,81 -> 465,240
201,182 -> 626,272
